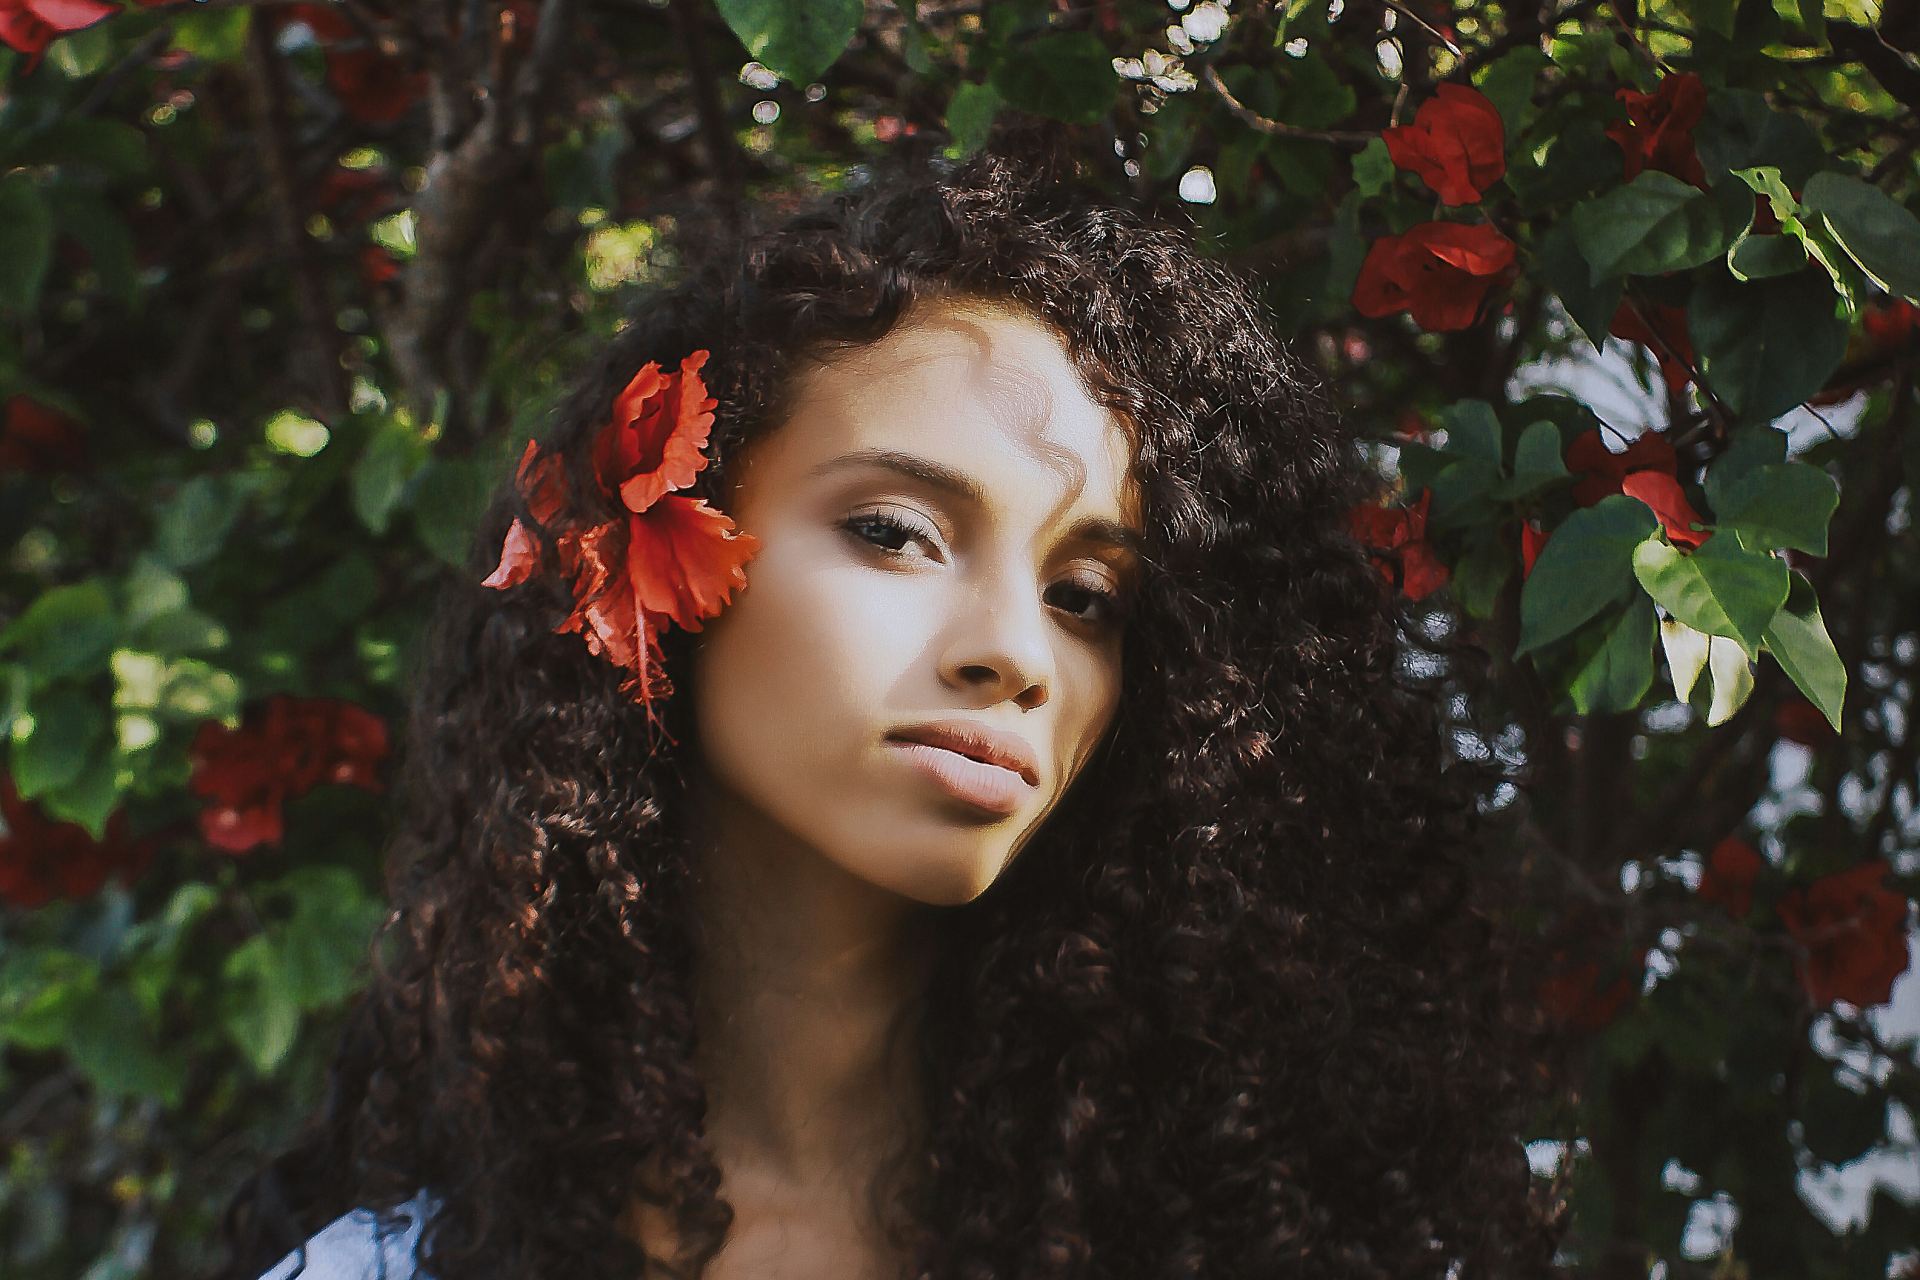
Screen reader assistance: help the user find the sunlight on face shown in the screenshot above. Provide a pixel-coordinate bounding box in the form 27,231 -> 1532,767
686,297 -> 1143,906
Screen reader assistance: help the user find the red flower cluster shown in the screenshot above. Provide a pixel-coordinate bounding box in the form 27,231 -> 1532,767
484,350 -> 762,729
1382,84 -> 1506,206
1564,427 -> 1707,547
1609,300 -> 1696,395
1698,835 -> 1764,919
1352,222 -> 1517,332
0,0 -> 112,74
0,395 -> 87,474
1776,860 -> 1913,1008
0,0 -> 182,74
276,4 -> 427,125
1347,488 -> 1449,601
1605,72 -> 1708,188
0,775 -> 155,910
188,695 -> 389,854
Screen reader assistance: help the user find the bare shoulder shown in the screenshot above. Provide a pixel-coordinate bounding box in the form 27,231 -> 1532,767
255,1191 -> 439,1280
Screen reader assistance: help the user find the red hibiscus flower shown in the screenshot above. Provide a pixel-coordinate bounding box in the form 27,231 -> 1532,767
484,350 -> 763,728
1776,860 -> 1914,1008
0,395 -> 88,474
1347,488 -> 1449,601
1605,72 -> 1708,188
1610,300 -> 1696,394
0,774 -> 154,910
1353,221 -> 1517,332
1520,517 -> 1549,579
1698,835 -> 1764,919
1620,471 -> 1709,547
0,0 -> 115,75
189,696 -> 389,855
1564,427 -> 1678,507
1381,83 -> 1506,206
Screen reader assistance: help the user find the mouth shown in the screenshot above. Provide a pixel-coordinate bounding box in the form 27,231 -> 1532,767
886,739 -> 1033,817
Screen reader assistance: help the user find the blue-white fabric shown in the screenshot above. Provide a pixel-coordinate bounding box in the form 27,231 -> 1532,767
255,1191 -> 438,1280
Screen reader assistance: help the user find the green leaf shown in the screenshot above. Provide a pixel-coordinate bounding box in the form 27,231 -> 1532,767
1802,171 -> 1920,303
351,417 -> 432,535
0,949 -> 99,1051
154,474 -> 246,569
1536,219 -> 1624,352
1350,137 -> 1395,198
989,32 -> 1114,126
1690,268 -> 1849,423
1450,531 -> 1512,621
1678,0 -> 1738,37
1472,45 -> 1548,137
221,937 -> 302,1077
900,0 -> 932,73
1436,400 -> 1504,466
1567,595 -> 1657,714
713,0 -> 862,84
0,582 -> 118,683
1632,535 -> 1791,660
39,747 -> 121,837
1695,90 -> 1826,189
1518,496 -> 1659,654
413,457 -> 499,570
1704,460 -> 1838,555
1572,172 -> 1746,280
945,81 -> 1001,157
1495,420 -> 1571,499
9,686 -> 108,800
1762,571 -> 1845,731
0,173 -> 53,315
65,988 -> 186,1105
42,184 -> 139,308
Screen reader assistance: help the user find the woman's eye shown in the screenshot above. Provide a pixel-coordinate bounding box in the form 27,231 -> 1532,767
841,510 -> 937,558
842,512 -> 1128,629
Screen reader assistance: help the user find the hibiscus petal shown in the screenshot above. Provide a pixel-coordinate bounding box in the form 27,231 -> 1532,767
624,495 -> 762,633
1620,470 -> 1709,547
482,517 -> 542,589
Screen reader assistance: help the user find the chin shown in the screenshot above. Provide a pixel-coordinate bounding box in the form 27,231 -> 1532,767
859,849 -> 1009,908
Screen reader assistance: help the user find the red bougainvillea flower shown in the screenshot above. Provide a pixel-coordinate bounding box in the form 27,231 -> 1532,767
278,3 -> 427,125
1520,517 -> 1549,579
1776,860 -> 1914,1008
0,775 -> 155,910
1605,72 -> 1708,188
1863,299 -> 1920,348
1610,300 -> 1697,395
1537,941 -> 1649,1033
1347,488 -> 1449,601
0,0 -> 115,75
0,395 -> 88,474
1381,83 -> 1507,206
1698,835 -> 1764,920
1620,471 -> 1710,547
1564,427 -> 1678,507
1775,697 -> 1839,748
484,350 -> 763,729
1353,222 -> 1517,332
188,696 -> 389,854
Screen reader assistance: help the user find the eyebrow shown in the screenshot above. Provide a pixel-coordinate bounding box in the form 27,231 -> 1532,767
809,448 -> 1144,557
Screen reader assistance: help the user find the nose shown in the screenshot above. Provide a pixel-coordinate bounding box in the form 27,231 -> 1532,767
943,551 -> 1053,710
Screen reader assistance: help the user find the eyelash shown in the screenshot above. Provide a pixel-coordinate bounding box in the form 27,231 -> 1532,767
839,510 -> 1129,629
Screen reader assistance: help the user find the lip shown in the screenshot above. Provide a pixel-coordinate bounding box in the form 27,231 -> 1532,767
885,720 -> 1041,787
888,740 -> 1031,817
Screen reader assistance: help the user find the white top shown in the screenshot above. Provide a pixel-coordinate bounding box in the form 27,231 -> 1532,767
255,1191 -> 437,1280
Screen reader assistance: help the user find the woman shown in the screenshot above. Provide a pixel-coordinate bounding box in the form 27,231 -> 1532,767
216,140 -> 1566,1280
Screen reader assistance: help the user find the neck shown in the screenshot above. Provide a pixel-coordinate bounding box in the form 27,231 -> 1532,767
682,768 -> 937,1189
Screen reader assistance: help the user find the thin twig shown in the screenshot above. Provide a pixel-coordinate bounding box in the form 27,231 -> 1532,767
1198,63 -> 1375,146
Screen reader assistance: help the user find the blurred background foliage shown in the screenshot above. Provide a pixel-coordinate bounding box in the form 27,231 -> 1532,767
1,0 -> 1918,1276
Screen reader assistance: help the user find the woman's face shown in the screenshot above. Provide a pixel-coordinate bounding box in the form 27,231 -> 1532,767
686,298 -> 1142,907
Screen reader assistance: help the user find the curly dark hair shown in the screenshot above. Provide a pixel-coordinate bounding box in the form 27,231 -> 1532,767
216,131 -> 1570,1280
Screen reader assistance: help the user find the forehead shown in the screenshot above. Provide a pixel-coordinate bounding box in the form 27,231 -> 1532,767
767,299 -> 1141,531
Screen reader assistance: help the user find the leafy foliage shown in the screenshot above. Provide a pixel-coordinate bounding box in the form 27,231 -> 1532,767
1,0 -> 1917,1276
